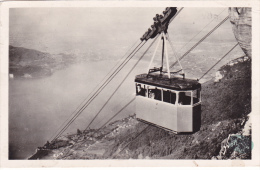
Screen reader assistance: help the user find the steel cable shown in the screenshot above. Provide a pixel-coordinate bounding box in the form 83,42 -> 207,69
50,41 -> 144,142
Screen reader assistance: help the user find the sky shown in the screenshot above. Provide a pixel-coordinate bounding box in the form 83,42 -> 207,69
9,7 -> 236,56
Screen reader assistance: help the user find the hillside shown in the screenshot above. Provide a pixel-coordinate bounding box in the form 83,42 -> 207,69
29,56 -> 251,160
9,45 -> 53,78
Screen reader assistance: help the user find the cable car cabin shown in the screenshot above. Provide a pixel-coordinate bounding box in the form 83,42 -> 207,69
135,73 -> 201,133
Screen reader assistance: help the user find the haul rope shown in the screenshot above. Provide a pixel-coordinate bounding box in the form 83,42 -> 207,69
199,43 -> 239,80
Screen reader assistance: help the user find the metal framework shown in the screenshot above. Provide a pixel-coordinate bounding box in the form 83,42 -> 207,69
147,32 -> 184,79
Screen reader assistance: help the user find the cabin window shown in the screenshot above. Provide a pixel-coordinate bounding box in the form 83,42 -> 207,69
178,92 -> 191,105
163,90 -> 176,104
148,87 -> 161,101
192,89 -> 201,104
136,84 -> 146,97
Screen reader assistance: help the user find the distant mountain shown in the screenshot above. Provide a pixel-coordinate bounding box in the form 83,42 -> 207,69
9,45 -> 53,65
9,45 -> 91,78
9,45 -> 55,78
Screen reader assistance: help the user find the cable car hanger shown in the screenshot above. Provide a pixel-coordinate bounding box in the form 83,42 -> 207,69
147,32 -> 185,80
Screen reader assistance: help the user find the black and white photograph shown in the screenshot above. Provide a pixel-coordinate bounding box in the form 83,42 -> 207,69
0,1 -> 259,168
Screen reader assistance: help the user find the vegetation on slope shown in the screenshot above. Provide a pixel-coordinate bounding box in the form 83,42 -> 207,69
31,56 -> 251,160
202,57 -> 251,125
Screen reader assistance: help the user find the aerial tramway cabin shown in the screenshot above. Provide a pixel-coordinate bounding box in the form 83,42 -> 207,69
135,73 -> 201,133
135,7 -> 201,133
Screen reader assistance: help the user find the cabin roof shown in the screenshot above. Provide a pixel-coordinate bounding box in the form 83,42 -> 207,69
135,73 -> 201,90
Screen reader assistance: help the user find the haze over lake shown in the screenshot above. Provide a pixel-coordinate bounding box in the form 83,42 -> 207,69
9,7 -> 244,159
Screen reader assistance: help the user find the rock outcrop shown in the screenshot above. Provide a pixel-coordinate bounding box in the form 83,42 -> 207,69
229,7 -> 252,58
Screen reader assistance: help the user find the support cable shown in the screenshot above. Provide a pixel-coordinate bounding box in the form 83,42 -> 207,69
163,33 -> 171,78
85,35 -> 159,131
170,16 -> 229,69
165,33 -> 184,73
147,35 -> 162,72
199,43 -> 239,80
